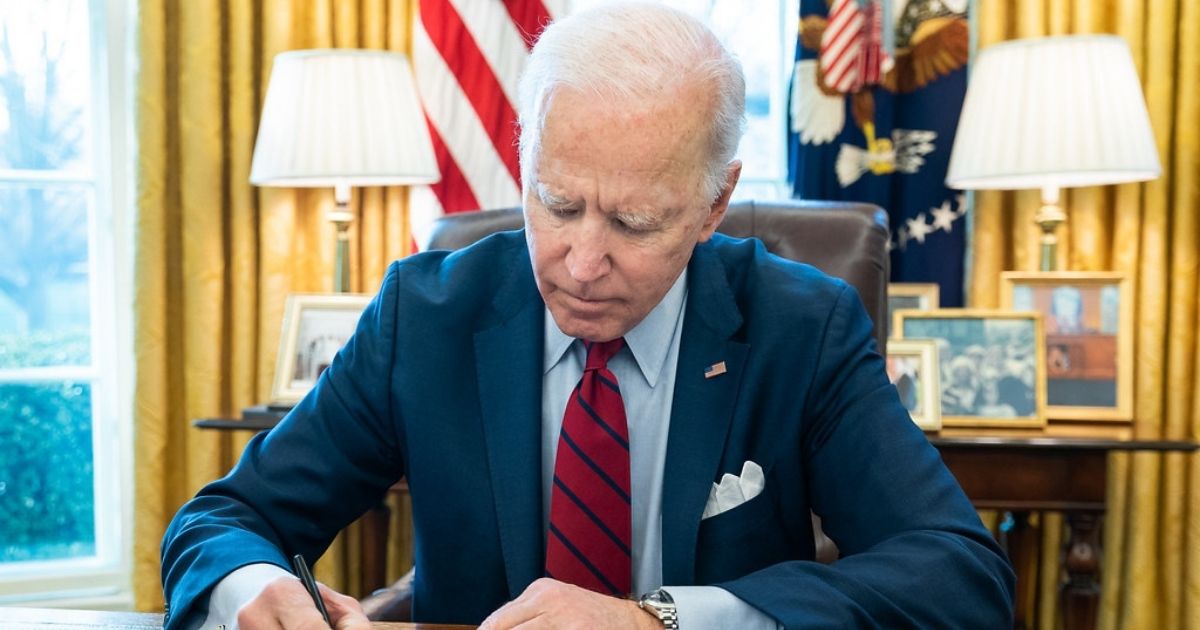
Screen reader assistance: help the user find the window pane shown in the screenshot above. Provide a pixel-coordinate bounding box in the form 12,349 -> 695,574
567,0 -> 791,195
0,184 -> 92,367
0,381 -> 95,563
706,0 -> 784,181
0,0 -> 92,173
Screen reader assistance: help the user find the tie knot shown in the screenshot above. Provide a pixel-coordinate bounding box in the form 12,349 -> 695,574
583,338 -> 624,371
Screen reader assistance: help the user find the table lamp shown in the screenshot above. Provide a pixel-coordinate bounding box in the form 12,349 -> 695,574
946,35 -> 1160,271
250,49 -> 440,292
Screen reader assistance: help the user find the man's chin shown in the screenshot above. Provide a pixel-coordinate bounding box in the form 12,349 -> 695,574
558,322 -> 623,343
548,310 -> 624,343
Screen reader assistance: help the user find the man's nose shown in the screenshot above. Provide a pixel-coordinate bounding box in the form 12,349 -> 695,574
565,225 -> 612,284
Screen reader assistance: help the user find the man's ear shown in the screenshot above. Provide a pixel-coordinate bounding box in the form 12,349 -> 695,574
698,160 -> 742,242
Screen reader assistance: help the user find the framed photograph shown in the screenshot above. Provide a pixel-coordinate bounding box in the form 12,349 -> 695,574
895,309 -> 1047,428
1000,272 -> 1133,422
886,339 -> 942,431
887,283 -> 940,337
271,293 -> 372,404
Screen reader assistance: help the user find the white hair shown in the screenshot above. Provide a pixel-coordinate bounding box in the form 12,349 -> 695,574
517,2 -> 746,202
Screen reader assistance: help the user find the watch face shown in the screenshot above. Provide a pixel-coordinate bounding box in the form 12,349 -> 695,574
640,589 -> 678,629
648,590 -> 673,605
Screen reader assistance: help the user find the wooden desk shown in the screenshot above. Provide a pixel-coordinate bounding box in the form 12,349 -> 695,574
197,416 -> 1197,628
930,436 -> 1198,630
1,606 -> 469,628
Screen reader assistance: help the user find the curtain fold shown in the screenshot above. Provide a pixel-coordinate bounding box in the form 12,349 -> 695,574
973,1 -> 1200,627
134,0 -> 416,611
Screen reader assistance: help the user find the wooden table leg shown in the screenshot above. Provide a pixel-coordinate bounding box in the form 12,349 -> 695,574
1061,512 -> 1101,630
360,501 -> 392,596
999,511 -> 1038,630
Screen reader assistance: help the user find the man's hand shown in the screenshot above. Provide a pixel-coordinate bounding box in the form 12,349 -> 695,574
480,578 -> 661,630
236,576 -> 371,629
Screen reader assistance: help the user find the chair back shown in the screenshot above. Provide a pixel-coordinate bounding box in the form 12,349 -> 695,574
426,199 -> 889,352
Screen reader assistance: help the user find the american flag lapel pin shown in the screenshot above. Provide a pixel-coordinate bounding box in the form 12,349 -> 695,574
704,361 -> 727,379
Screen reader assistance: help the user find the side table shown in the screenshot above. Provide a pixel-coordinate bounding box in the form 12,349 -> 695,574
930,436 -> 1197,630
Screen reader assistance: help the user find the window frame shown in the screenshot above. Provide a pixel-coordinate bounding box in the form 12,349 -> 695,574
0,0 -> 134,608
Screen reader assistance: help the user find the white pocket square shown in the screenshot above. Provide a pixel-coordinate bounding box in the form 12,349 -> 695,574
701,460 -> 765,519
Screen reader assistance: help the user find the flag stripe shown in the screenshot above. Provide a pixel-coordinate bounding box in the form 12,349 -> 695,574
419,0 -> 522,186
823,10 -> 858,56
412,1 -> 556,244
820,0 -> 865,93
447,0 -> 529,108
424,115 -> 481,214
504,0 -> 554,50
413,23 -> 522,213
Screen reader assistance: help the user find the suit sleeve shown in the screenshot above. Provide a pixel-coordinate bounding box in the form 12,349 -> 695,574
159,263 -> 407,629
717,284 -> 1015,628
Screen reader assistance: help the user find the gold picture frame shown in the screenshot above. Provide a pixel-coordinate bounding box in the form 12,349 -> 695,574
886,339 -> 942,431
895,309 -> 1047,429
1000,272 -> 1133,422
887,283 -> 940,338
271,293 -> 372,404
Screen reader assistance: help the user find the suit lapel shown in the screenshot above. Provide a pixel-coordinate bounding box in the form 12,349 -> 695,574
661,242 -> 749,585
474,240 -> 545,598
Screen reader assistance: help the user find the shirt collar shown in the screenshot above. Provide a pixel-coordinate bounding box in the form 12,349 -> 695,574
543,269 -> 689,388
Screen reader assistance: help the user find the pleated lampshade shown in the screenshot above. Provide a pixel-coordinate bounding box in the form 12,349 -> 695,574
250,49 -> 440,187
946,35 -> 1160,190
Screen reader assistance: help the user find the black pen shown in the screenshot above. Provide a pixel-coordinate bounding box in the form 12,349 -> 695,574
291,553 -> 333,627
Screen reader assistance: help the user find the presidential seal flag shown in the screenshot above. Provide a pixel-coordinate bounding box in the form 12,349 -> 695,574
789,0 -> 970,306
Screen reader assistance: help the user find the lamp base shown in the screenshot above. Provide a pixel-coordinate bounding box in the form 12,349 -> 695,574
1035,186 -> 1067,271
331,183 -> 353,293
333,217 -> 351,293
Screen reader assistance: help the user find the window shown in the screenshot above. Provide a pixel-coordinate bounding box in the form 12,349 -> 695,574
567,0 -> 800,200
0,0 -> 132,606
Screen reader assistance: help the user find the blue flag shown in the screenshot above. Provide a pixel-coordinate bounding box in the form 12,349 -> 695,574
789,0 -> 970,306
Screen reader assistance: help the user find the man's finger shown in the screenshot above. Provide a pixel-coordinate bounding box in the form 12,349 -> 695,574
239,577 -> 323,630
480,596 -> 545,630
316,582 -> 372,629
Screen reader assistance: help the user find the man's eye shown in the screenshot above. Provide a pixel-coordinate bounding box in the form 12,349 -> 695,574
548,206 -> 578,218
615,218 -> 650,234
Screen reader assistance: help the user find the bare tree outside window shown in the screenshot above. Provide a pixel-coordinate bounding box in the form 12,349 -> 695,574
0,0 -> 97,566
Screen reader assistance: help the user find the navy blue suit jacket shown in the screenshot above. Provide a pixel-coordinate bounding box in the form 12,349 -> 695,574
161,231 -> 1013,628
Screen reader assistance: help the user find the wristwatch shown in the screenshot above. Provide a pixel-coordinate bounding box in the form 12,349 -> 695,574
637,588 -> 679,629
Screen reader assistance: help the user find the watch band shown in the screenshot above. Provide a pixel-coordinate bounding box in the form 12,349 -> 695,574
638,588 -> 679,630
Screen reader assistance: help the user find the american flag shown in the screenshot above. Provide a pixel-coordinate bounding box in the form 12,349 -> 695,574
410,0 -> 565,248
819,0 -> 885,94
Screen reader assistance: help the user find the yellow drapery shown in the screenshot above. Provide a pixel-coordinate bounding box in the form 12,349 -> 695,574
973,1 -> 1200,628
133,0 -> 417,611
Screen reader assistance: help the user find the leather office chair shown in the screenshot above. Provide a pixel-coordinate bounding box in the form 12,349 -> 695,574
362,198 -> 889,620
426,199 -> 889,352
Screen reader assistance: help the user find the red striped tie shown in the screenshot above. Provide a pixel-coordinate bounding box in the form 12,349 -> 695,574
545,338 -> 632,595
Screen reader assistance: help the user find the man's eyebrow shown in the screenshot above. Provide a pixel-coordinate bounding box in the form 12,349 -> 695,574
534,183 -> 575,207
614,210 -> 666,230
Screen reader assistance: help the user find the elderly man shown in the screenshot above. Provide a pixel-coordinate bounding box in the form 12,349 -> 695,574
161,4 -> 1014,629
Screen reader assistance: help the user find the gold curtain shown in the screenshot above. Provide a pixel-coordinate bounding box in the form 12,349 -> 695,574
973,1 -> 1200,628
133,0 -> 417,611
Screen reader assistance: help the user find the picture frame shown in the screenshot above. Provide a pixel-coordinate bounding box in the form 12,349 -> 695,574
895,309 -> 1047,428
886,283 -> 940,337
1000,272 -> 1133,422
885,339 -> 942,431
271,293 -> 372,404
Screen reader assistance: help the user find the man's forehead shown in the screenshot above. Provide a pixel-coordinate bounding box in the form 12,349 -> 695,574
531,178 -> 683,217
